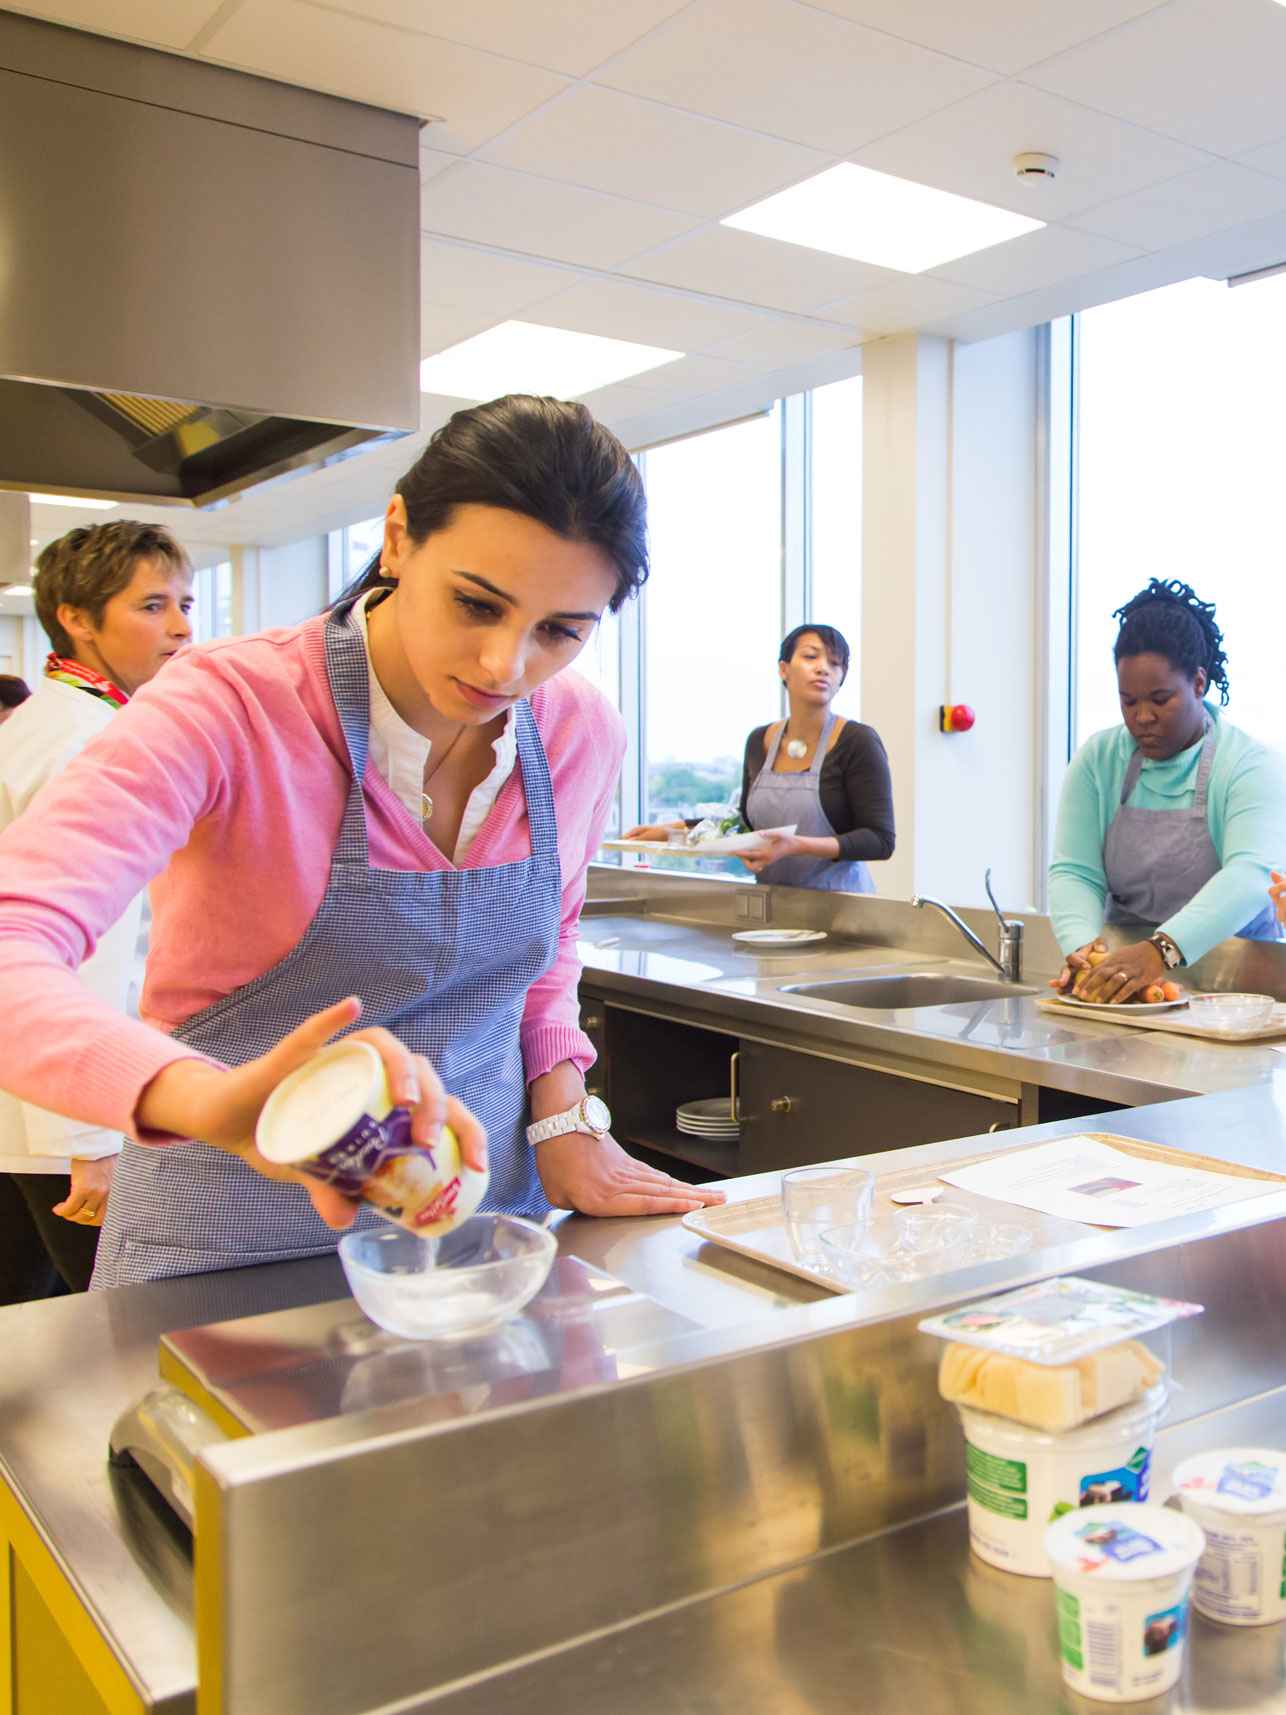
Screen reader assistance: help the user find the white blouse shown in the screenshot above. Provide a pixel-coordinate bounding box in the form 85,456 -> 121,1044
354,592 -> 516,861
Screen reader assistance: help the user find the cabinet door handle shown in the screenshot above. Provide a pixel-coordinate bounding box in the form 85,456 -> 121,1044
769,1096 -> 793,1115
583,1013 -> 603,1031
730,1050 -> 740,1122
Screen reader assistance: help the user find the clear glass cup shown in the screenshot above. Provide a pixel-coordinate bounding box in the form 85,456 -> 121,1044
782,1166 -> 874,1266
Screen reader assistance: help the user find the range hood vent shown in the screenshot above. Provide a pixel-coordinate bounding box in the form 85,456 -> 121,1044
0,13 -> 420,507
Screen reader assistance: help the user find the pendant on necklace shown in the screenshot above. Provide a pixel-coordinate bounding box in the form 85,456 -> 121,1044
420,793 -> 434,821
785,739 -> 808,760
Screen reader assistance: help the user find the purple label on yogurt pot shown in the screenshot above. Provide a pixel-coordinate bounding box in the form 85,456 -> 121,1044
307,1107 -> 430,1197
1217,1460 -> 1278,1502
1075,1521 -> 1163,1563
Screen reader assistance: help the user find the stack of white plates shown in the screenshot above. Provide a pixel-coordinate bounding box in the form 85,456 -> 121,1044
676,1098 -> 740,1141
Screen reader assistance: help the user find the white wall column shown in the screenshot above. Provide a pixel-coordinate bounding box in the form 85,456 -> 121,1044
0,493 -> 32,587
861,329 -> 1041,910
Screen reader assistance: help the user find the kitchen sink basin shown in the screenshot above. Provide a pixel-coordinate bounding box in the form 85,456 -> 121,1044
783,973 -> 1034,1009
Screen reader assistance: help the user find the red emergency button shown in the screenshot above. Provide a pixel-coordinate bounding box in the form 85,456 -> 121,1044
939,703 -> 976,733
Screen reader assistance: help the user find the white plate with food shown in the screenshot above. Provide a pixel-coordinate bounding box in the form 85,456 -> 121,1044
731,928 -> 828,947
601,824 -> 796,858
1047,992 -> 1189,1016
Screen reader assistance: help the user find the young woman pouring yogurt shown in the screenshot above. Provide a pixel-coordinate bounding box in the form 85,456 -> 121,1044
0,396 -> 721,1288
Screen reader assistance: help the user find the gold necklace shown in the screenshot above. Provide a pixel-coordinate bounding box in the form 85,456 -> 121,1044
419,725 -> 468,822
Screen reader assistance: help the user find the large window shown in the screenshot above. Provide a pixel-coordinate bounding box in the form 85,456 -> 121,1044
642,409 -> 784,822
1074,277 -> 1286,751
808,373 -> 863,715
194,561 -> 234,640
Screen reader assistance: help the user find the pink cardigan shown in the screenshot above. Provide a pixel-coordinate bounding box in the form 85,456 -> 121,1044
0,614 -> 623,1143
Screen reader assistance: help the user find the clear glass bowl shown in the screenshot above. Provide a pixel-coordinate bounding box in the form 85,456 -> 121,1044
1187,992 -> 1276,1033
338,1215 -> 556,1341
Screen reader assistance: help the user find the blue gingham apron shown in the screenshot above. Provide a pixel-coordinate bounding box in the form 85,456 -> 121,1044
744,714 -> 874,894
91,598 -> 561,1289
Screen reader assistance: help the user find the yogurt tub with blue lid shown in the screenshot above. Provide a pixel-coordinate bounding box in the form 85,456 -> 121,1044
1172,1447 -> 1286,1626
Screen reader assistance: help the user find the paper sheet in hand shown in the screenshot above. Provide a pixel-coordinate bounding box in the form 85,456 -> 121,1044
941,1135 -> 1282,1228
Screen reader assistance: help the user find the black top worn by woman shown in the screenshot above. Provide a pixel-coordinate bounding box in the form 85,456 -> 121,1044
740,720 -> 896,864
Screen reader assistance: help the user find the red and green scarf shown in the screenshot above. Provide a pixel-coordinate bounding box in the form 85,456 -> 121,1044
44,654 -> 128,709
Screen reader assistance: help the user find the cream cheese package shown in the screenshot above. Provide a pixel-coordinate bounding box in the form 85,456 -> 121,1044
1045,1502 -> 1205,1703
256,1040 -> 489,1236
1173,1447 -> 1286,1627
957,1385 -> 1168,1578
920,1276 -> 1202,1365
939,1340 -> 1164,1433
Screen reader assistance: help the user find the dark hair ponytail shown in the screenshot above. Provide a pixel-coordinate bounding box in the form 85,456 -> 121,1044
1112,578 -> 1230,705
339,395 -> 648,612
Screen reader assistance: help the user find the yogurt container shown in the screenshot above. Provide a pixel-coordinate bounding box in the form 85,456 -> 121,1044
256,1040 -> 488,1236
1045,1502 -> 1205,1703
1172,1447 -> 1286,1627
958,1384 -> 1167,1577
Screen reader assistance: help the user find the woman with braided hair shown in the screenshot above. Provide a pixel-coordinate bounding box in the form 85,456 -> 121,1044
1049,578 -> 1286,1003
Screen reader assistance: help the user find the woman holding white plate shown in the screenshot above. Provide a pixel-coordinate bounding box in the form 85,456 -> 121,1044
627,624 -> 895,893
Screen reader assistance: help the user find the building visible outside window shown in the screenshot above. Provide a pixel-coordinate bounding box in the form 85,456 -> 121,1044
808,373 -> 862,716
643,408 -> 784,822
1075,276 -> 1286,751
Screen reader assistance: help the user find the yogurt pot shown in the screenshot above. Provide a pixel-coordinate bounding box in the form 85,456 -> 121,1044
1172,1447 -> 1286,1627
957,1384 -> 1167,1577
1045,1502 -> 1204,1704
256,1039 -> 489,1236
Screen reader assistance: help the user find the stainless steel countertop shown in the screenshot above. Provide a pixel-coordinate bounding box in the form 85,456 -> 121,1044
7,1085 -> 1286,1710
578,913 -> 1286,1104
420,1386 -> 1286,1715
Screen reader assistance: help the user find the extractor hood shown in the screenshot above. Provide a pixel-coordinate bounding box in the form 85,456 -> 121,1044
0,13 -> 421,507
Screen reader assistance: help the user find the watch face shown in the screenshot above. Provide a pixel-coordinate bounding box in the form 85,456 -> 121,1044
583,1095 -> 611,1133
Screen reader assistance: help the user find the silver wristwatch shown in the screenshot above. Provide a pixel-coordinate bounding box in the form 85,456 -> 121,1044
1149,931 -> 1184,970
526,1095 -> 612,1148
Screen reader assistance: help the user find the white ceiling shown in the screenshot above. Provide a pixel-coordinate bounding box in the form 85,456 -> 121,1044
10,0 -> 1286,554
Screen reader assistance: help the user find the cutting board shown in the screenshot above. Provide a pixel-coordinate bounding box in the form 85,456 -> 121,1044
1039,996 -> 1286,1044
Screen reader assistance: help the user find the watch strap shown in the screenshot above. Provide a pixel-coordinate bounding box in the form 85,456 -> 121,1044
1149,931 -> 1184,970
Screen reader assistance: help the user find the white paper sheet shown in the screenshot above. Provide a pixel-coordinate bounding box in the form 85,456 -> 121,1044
941,1135 -> 1281,1228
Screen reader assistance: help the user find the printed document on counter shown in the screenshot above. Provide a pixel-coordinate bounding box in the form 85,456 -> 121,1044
941,1134 -> 1283,1228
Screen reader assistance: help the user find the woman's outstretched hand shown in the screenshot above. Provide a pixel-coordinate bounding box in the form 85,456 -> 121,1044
134,998 -> 487,1229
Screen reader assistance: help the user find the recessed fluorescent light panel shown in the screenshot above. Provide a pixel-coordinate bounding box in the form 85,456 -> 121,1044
419,321 -> 682,401
28,493 -> 117,509
722,163 -> 1044,274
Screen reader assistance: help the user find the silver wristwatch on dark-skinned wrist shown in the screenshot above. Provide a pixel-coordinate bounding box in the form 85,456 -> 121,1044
1149,931 -> 1184,970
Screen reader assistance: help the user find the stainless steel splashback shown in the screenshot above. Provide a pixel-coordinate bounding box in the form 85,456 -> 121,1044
0,13 -> 420,508
194,1198 -> 1286,1715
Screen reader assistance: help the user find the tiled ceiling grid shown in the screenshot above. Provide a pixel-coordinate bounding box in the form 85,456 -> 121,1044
10,0 -> 1286,540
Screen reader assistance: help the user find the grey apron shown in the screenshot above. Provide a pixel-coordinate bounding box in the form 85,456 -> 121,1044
744,714 -> 874,894
91,597 -> 562,1288
1103,722 -> 1277,942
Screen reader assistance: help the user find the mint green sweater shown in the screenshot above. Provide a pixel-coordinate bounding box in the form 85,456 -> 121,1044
1049,708 -> 1286,962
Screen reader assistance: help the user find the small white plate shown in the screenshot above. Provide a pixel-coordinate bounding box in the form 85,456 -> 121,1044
1049,993 -> 1188,1016
601,824 -> 797,858
731,928 -> 828,947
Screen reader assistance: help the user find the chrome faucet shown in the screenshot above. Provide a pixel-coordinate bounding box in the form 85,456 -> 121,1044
912,869 -> 1024,982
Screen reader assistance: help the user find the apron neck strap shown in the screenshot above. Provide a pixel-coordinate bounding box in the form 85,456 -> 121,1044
766,712 -> 836,773
1120,717 -> 1214,805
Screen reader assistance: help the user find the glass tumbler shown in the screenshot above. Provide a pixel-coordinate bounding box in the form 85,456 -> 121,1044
782,1166 -> 875,1267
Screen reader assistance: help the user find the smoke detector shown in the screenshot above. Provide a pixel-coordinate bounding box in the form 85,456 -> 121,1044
1013,152 -> 1059,181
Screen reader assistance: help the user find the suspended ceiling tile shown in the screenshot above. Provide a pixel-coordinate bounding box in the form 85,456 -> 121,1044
532,278 -> 774,354
1238,136 -> 1286,182
307,0 -> 690,76
935,249 -> 1190,342
819,275 -> 999,334
932,222 -> 1141,295
479,85 -> 828,217
1068,161 -> 1286,251
419,146 -> 461,185
3,0 -> 224,47
851,79 -> 1213,226
806,0 -> 1171,77
419,239 -> 574,356
420,161 -> 697,269
703,317 -> 859,367
607,353 -> 748,395
1023,0 -> 1286,158
593,0 -> 995,156
627,226 -> 901,313
1165,206 -> 1286,284
203,0 -> 567,145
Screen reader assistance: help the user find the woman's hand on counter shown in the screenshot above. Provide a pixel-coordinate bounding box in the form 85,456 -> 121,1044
1074,939 -> 1166,1005
739,832 -> 840,874
1271,870 -> 1286,927
1049,938 -> 1108,994
135,998 -> 487,1230
535,1129 -> 726,1217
